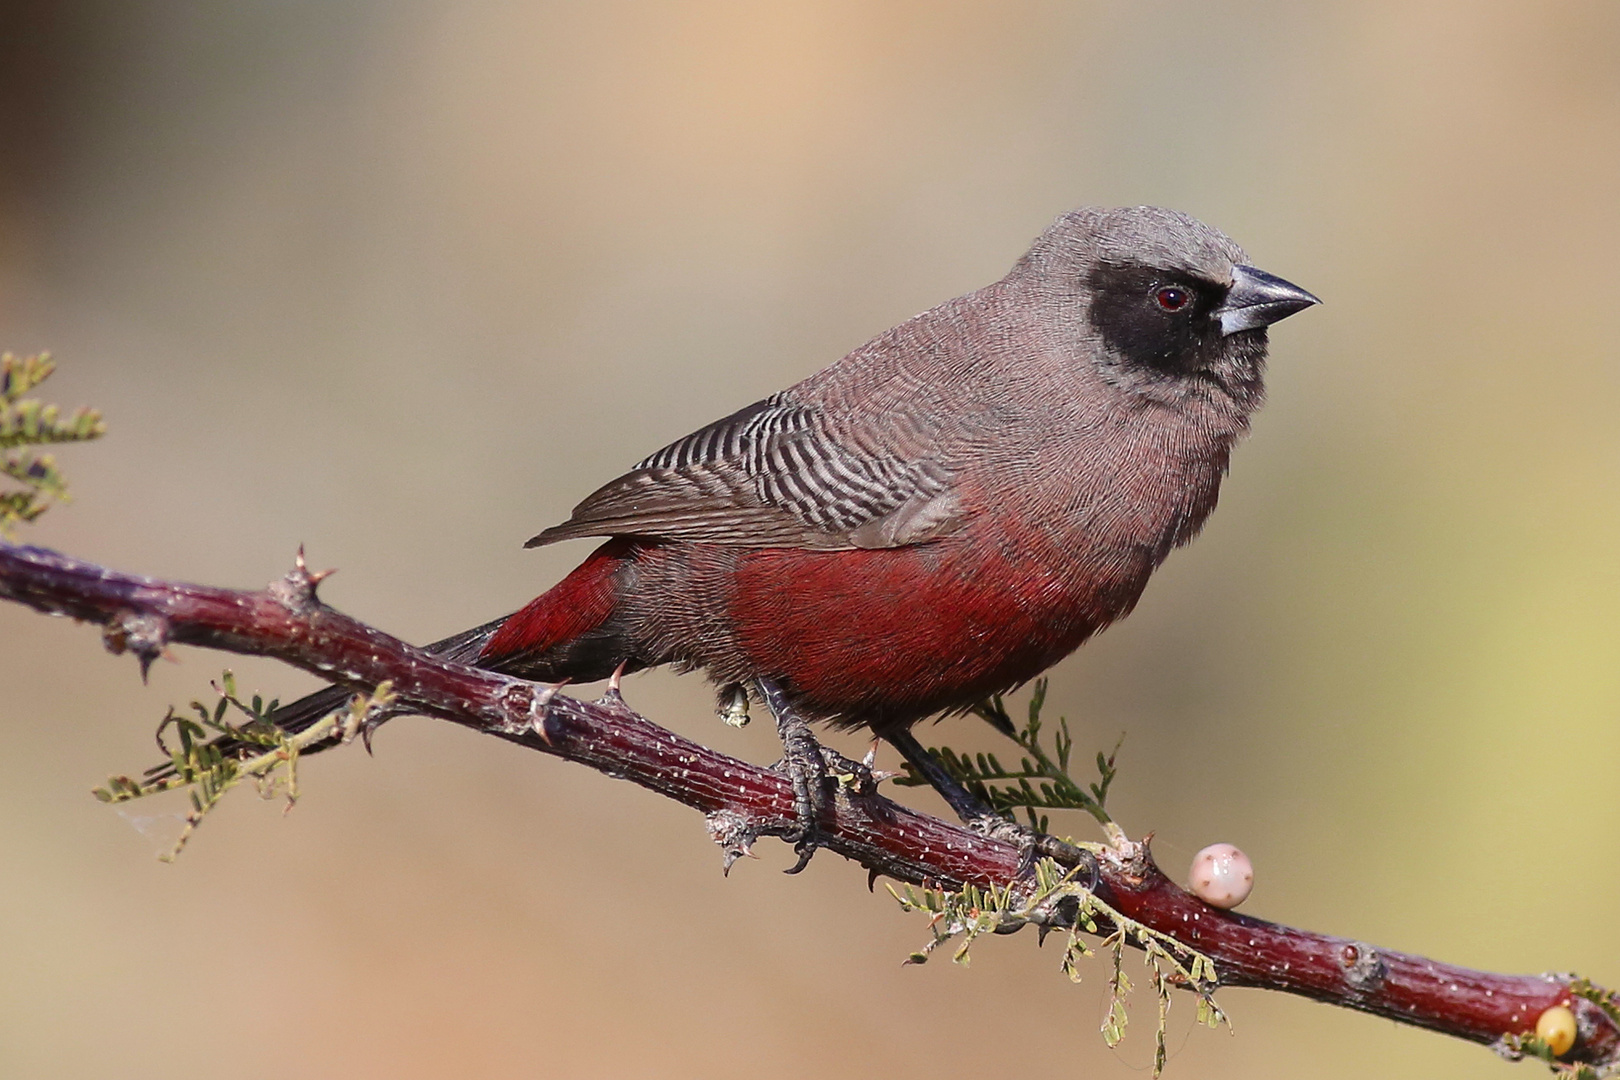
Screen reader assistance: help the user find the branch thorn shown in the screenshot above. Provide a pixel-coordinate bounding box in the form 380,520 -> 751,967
271,545 -> 333,613
597,662 -> 632,714
530,680 -> 569,744
705,809 -> 759,876
101,610 -> 170,683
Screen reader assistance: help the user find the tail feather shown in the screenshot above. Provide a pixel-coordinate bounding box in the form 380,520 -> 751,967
478,538 -> 639,681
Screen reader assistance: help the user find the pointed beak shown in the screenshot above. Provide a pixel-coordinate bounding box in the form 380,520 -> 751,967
1215,265 -> 1321,336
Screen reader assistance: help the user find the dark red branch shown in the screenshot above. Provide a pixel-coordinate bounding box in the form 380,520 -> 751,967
1,539 -> 1614,1069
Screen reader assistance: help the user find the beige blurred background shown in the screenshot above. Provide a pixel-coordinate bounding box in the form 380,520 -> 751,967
1,3 -> 1617,1077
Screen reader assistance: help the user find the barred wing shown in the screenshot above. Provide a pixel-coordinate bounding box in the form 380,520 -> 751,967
526,394 -> 962,551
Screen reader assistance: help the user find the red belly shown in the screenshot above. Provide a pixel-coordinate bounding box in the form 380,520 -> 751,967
724,532 -> 1147,727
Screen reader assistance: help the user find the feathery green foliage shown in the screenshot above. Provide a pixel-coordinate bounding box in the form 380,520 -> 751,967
1572,979 -> 1620,1032
891,854 -> 1225,1077
894,678 -> 1120,831
0,352 -> 106,536
95,672 -> 392,860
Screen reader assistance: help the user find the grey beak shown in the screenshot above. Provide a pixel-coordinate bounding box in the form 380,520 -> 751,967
1215,265 -> 1321,336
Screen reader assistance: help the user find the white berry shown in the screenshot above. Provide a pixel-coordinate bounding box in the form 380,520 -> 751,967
1188,843 -> 1254,909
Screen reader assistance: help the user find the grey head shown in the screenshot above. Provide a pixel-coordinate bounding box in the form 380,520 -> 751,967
1016,206 -> 1319,407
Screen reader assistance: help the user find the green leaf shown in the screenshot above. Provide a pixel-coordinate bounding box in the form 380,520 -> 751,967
1,353 -> 105,535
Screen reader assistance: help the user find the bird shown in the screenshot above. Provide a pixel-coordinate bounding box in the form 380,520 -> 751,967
187,205 -> 1318,868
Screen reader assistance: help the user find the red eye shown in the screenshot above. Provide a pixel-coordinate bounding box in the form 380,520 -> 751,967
1155,286 -> 1191,311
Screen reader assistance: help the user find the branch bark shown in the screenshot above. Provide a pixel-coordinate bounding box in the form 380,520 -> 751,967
1,539 -> 1614,1070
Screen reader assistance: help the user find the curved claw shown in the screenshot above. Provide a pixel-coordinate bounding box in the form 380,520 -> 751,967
783,840 -> 816,875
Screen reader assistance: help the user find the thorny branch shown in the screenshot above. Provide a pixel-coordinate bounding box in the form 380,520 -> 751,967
1,539 -> 1615,1073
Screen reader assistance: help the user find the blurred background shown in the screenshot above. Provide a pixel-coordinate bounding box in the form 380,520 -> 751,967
1,2 -> 1617,1077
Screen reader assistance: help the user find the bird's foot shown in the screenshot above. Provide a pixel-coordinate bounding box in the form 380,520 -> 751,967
757,677 -> 834,874
821,742 -> 901,798
761,743 -> 899,872
766,746 -> 829,874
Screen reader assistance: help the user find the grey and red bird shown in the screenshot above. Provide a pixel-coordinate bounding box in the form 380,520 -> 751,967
240,205 -> 1318,865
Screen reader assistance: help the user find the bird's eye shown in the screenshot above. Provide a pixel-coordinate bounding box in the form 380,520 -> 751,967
1154,285 -> 1191,312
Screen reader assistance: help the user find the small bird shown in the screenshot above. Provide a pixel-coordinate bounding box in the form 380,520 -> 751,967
232,206 -> 1318,866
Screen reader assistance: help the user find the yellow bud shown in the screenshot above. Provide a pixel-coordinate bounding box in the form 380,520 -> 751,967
1535,1005 -> 1577,1057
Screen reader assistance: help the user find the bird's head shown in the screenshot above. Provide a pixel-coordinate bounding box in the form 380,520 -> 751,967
1020,205 -> 1319,408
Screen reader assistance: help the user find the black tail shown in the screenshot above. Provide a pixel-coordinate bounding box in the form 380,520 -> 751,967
144,615 -> 511,780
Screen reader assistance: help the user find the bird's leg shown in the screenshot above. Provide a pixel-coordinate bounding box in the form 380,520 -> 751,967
754,677 -> 831,874
882,725 -> 995,823
884,726 -> 1090,873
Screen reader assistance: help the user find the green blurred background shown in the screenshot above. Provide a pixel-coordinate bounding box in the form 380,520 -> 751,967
1,3 -> 1616,1077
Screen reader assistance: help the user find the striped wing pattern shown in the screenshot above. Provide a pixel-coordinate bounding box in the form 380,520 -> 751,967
527,393 -> 958,550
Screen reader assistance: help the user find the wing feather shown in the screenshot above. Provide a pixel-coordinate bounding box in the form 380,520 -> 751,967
527,393 -> 962,551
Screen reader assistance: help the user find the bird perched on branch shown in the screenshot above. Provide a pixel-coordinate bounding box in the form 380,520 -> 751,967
237,205 -> 1318,868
